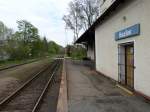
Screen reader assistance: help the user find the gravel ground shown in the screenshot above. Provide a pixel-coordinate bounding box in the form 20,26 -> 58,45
67,59 -> 150,112
0,59 -> 51,102
0,77 -> 20,102
0,61 -> 55,112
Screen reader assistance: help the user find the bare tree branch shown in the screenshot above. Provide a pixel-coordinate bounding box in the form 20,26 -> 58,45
63,0 -> 100,42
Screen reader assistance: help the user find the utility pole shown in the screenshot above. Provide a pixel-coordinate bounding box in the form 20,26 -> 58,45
65,27 -> 68,57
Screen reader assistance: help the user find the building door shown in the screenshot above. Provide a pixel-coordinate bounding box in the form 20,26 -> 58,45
125,45 -> 134,88
118,43 -> 134,89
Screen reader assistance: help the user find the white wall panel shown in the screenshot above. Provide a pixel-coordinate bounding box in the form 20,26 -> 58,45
95,0 -> 150,97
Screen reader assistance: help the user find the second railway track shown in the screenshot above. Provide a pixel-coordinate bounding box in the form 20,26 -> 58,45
0,59 -> 62,112
0,59 -> 41,71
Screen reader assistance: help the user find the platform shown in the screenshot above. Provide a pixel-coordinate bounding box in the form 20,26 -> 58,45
65,59 -> 150,112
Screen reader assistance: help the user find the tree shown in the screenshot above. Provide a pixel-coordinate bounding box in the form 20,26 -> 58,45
17,20 -> 39,44
43,37 -> 49,52
31,38 -> 43,57
1,20 -> 62,61
0,21 -> 13,60
0,21 -> 13,41
63,0 -> 100,41
78,0 -> 100,29
5,31 -> 30,60
48,41 -> 61,54
63,1 -> 82,41
0,21 -> 6,41
17,20 -> 41,58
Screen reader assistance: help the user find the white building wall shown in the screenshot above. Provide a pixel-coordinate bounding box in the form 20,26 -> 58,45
95,0 -> 150,97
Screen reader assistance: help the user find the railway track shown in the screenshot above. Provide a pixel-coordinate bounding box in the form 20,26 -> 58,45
0,59 -> 62,112
0,56 -> 64,71
36,60 -> 63,112
0,59 -> 41,71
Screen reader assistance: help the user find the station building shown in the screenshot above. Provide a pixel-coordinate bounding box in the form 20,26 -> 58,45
76,0 -> 150,99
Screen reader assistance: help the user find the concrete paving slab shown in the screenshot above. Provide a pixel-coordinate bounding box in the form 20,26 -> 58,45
57,59 -> 68,112
66,59 -> 150,112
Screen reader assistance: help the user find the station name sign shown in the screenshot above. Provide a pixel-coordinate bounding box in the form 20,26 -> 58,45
115,24 -> 140,41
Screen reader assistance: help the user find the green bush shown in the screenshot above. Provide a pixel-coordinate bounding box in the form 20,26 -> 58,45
66,45 -> 86,60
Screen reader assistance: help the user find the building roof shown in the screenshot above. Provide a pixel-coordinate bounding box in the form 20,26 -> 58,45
75,28 -> 94,44
75,0 -> 124,44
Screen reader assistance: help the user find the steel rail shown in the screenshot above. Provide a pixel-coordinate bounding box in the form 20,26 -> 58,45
0,63 -> 52,107
32,61 -> 60,112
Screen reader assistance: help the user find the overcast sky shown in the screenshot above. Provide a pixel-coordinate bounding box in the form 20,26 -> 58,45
0,0 -> 73,46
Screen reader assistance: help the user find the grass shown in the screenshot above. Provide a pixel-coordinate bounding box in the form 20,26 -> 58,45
0,57 -> 49,69
0,60 -> 26,68
0,53 -> 58,69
